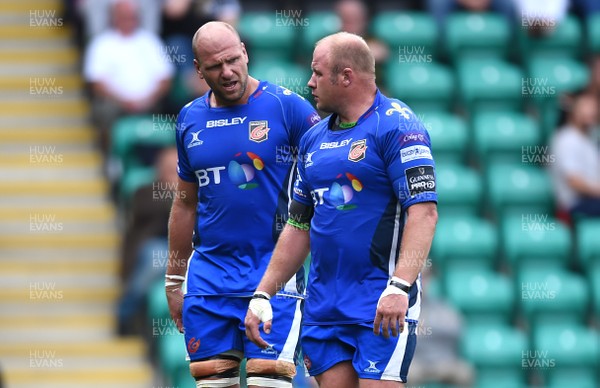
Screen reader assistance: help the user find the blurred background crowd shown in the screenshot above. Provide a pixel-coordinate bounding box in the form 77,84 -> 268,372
1,0 -> 599,387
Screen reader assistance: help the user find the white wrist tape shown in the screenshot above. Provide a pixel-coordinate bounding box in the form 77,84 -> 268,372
249,295 -> 273,323
165,274 -> 186,281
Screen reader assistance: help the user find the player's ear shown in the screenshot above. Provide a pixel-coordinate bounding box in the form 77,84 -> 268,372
193,59 -> 204,79
342,68 -> 352,86
241,42 -> 249,63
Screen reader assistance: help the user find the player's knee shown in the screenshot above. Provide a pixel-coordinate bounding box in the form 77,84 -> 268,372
189,355 -> 241,388
246,358 -> 296,388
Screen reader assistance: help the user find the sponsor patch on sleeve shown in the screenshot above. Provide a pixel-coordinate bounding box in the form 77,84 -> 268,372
405,165 -> 436,197
400,145 -> 432,163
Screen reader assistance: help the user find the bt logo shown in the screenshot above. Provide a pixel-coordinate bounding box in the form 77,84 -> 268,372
310,172 -> 364,210
194,151 -> 265,189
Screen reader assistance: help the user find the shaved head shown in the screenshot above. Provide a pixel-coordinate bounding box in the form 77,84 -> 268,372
192,21 -> 241,63
315,32 -> 375,78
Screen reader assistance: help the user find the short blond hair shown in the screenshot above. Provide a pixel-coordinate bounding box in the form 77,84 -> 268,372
316,32 -> 375,77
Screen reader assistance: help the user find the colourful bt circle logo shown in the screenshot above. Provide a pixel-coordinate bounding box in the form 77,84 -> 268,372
330,172 -> 363,211
228,152 -> 264,189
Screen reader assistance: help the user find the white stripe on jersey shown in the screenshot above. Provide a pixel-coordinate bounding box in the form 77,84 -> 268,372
388,201 -> 403,277
277,298 -> 303,363
381,319 -> 409,381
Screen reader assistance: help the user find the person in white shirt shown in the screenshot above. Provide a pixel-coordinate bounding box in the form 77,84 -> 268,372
83,0 -> 174,154
550,92 -> 600,218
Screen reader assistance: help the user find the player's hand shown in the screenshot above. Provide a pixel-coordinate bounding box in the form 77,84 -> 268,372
165,283 -> 184,333
374,282 -> 409,339
245,292 -> 273,349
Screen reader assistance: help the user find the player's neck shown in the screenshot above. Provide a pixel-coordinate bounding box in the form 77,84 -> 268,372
337,89 -> 376,124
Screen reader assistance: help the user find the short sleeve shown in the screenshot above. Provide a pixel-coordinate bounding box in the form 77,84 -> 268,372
175,107 -> 197,183
292,137 -> 313,206
380,110 -> 438,208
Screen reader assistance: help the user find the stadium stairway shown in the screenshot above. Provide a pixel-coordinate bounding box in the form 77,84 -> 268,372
0,1 -> 153,387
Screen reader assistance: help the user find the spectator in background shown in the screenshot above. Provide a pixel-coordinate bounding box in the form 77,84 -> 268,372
160,0 -> 242,114
335,0 -> 389,65
78,0 -> 161,41
514,0 -> 569,36
83,0 -> 174,155
427,0 -> 514,31
407,268 -> 474,386
587,55 -> 600,98
117,147 -> 178,336
550,92 -> 600,218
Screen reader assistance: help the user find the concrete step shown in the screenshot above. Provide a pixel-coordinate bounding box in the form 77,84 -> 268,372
0,47 -> 78,65
0,25 -> 71,40
0,301 -> 115,317
0,0 -> 63,14
0,268 -> 117,287
0,99 -> 88,117
0,232 -> 118,249
4,365 -> 152,388
0,74 -> 82,91
0,150 -> 100,167
0,284 -> 118,303
0,127 -> 94,143
0,116 -> 89,128
0,179 -> 107,194
0,258 -> 117,275
0,204 -> 115,221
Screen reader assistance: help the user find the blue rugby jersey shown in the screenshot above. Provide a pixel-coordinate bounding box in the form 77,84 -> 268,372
176,81 -> 320,297
293,90 -> 437,325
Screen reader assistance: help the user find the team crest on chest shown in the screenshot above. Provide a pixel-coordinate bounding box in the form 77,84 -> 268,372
348,139 -> 367,162
249,120 -> 270,143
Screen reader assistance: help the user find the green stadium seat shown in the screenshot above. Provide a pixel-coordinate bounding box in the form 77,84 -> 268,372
501,214 -> 571,269
421,111 -> 468,165
435,163 -> 483,216
518,15 -> 583,59
546,369 -> 598,388
445,12 -> 511,61
486,164 -> 554,217
457,58 -> 524,113
119,166 -> 155,202
461,323 -> 528,374
445,268 -> 514,324
299,12 -> 340,56
249,60 -> 311,99
472,111 -> 541,169
518,268 -> 588,325
386,61 -> 454,112
591,263 -> 600,318
174,367 -> 196,388
533,324 -> 599,382
158,331 -> 188,383
474,368 -> 528,388
111,115 -> 176,174
147,278 -> 170,322
430,216 -> 497,272
575,219 -> 600,267
371,12 -> 438,59
237,12 -> 297,61
589,14 -> 600,54
526,56 -> 590,139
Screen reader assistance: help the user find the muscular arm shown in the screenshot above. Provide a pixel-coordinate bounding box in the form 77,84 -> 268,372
255,223 -> 310,296
393,202 -> 438,282
246,222 -> 310,348
165,178 -> 197,332
167,178 -> 198,277
374,201 -> 437,338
